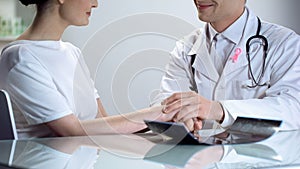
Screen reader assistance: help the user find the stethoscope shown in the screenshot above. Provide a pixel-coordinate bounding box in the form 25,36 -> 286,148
190,17 -> 269,90
245,17 -> 269,88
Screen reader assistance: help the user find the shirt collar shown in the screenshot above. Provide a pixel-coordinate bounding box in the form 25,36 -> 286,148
207,24 -> 218,43
206,7 -> 249,45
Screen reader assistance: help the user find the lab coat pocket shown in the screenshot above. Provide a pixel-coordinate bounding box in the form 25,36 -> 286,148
234,79 -> 268,99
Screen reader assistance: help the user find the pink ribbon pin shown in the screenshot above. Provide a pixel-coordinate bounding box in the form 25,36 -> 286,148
231,48 -> 242,63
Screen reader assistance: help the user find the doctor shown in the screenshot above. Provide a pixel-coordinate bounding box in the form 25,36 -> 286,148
154,0 -> 300,131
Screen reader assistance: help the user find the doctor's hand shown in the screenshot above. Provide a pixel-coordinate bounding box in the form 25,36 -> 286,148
161,92 -> 224,128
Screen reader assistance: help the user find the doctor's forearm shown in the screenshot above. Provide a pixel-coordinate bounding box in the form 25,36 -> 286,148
221,97 -> 300,130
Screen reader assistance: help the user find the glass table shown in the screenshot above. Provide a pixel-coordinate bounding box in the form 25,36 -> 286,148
0,130 -> 300,169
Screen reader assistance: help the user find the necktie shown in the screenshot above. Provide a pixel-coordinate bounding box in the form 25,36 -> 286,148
210,34 -> 223,75
210,34 -> 234,75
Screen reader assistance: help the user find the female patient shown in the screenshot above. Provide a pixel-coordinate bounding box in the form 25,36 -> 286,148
0,0 -> 177,138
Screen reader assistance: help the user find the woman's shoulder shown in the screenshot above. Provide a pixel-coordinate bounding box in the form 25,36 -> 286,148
1,41 -> 31,61
0,41 -> 42,71
1,40 -> 28,53
2,40 -> 57,55
2,40 -> 79,56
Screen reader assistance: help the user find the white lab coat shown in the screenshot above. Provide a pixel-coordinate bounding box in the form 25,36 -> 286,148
153,8 -> 300,130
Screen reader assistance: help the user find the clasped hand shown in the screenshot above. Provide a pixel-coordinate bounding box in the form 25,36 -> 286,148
161,91 -> 224,132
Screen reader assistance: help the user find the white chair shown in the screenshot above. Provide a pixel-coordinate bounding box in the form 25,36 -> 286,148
0,90 -> 18,140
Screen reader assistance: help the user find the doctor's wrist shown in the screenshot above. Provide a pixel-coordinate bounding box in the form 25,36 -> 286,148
211,101 -> 225,123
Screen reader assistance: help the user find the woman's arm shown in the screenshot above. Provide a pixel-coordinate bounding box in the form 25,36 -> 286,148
46,105 -> 175,137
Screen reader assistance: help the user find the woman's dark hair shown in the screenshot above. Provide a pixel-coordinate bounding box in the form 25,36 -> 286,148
19,0 -> 43,6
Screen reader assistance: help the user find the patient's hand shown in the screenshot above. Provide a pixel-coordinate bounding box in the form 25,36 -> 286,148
162,92 -> 224,124
183,118 -> 203,132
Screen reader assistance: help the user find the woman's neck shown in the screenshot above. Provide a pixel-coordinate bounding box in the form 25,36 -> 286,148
17,10 -> 68,41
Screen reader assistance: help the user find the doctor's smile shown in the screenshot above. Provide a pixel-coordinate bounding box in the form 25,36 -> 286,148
195,1 -> 215,11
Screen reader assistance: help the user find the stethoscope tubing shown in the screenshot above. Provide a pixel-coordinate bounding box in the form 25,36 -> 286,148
245,17 -> 269,88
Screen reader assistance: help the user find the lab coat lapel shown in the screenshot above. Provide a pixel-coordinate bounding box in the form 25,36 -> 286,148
223,10 -> 259,76
188,31 -> 219,82
223,43 -> 248,75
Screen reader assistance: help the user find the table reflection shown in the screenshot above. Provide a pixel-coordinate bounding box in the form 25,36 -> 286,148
0,134 -> 160,169
0,138 -> 99,169
0,131 -> 299,169
145,131 -> 300,169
